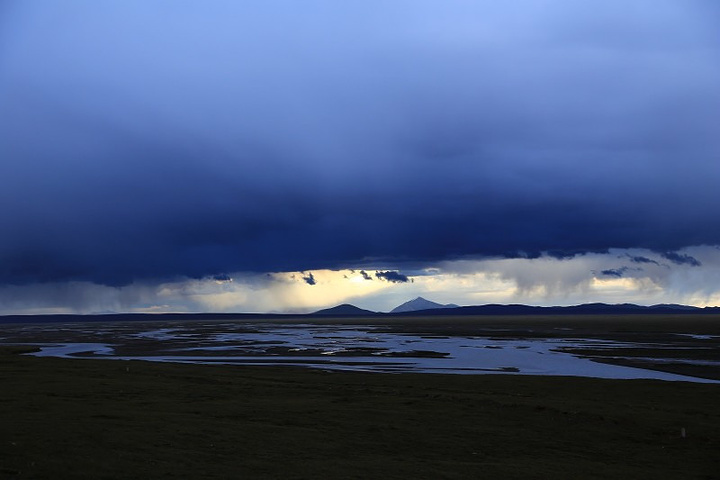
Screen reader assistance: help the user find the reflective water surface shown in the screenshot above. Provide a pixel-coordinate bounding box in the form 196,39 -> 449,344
3,319 -> 718,382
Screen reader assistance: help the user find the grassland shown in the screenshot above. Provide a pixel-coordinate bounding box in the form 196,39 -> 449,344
1,346 -> 719,479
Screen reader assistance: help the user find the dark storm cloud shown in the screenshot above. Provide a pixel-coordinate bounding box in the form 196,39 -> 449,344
0,1 -> 719,286
600,267 -> 630,278
375,271 -> 410,283
360,270 -> 373,281
627,255 -> 660,266
302,272 -> 317,286
661,252 -> 702,267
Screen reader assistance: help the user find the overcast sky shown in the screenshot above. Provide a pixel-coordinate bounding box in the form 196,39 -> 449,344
1,1 -> 718,313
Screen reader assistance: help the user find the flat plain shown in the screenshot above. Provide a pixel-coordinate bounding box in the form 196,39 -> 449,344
1,314 -> 720,479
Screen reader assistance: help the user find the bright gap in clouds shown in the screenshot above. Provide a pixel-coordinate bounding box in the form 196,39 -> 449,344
1,246 -> 719,315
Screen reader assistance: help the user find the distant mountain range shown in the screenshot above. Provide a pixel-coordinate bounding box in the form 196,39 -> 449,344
388,302 -> 720,316
390,297 -> 459,313
2,300 -> 719,324
312,300 -> 720,316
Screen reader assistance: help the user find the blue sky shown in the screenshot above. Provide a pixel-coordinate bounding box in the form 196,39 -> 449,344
1,1 -> 719,314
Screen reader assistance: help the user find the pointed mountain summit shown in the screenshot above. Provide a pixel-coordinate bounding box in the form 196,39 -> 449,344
390,297 -> 459,313
313,303 -> 376,316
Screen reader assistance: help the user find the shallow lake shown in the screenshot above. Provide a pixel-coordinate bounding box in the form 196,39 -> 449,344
3,320 -> 718,383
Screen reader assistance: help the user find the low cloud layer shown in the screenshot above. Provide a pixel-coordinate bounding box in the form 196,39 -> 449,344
0,2 -> 718,288
2,247 -> 719,315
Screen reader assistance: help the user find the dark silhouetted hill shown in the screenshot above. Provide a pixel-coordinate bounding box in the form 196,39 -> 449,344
313,304 -> 377,316
391,297 -> 459,313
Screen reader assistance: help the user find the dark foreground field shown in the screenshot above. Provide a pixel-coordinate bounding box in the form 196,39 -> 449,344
1,347 -> 719,479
